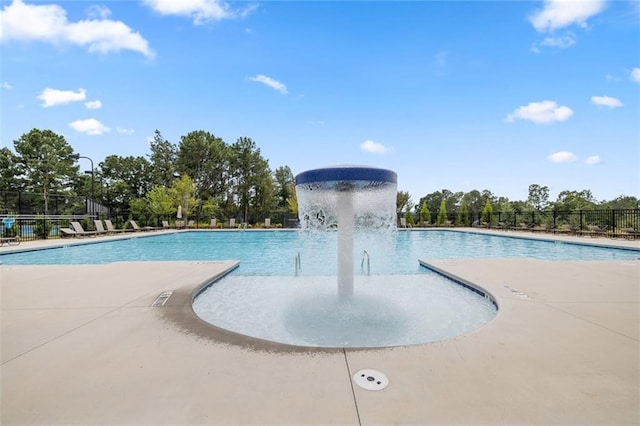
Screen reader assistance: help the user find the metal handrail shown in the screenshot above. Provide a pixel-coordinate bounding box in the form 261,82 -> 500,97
294,252 -> 301,276
361,250 -> 370,275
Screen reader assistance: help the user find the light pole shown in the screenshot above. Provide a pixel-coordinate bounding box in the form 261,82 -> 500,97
70,153 -> 94,214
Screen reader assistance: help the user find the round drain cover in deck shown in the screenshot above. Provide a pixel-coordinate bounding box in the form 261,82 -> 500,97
353,369 -> 389,391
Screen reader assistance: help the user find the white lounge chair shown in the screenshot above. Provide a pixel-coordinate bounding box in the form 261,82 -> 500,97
229,218 -> 236,228
130,220 -> 155,232
264,218 -> 271,228
209,218 -> 217,228
93,220 -> 108,235
70,221 -> 98,237
104,219 -> 128,233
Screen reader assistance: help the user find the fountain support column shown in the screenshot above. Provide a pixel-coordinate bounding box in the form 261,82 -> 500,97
336,189 -> 354,298
295,165 -> 398,299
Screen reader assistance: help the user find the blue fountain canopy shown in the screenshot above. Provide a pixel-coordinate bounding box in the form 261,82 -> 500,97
295,166 -> 397,185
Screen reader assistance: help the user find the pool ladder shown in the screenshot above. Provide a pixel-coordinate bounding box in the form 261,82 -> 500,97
294,252 -> 301,276
361,250 -> 370,275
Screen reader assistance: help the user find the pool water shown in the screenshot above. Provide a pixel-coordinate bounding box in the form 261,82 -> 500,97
1,230 -> 637,272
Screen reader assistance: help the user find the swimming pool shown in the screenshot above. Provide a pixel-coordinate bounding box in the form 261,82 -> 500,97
1,230 -> 637,273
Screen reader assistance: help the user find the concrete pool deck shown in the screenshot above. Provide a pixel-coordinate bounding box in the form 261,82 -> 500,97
1,230 -> 639,424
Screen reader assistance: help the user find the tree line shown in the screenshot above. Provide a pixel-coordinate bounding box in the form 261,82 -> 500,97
397,185 -> 639,226
1,128 -> 638,226
0,128 -> 294,224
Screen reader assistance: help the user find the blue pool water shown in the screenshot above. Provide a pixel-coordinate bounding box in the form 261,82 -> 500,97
1,230 -> 637,274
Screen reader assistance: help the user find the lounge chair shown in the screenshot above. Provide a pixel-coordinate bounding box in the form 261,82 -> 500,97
530,224 -> 548,233
187,220 -> 195,229
70,221 -> 98,237
580,225 -> 606,238
229,218 -> 236,228
0,236 -> 21,246
93,220 -> 108,235
619,228 -> 640,240
209,219 -> 217,229
104,219 -> 128,233
264,218 -> 271,228
162,220 -> 170,229
60,227 -> 77,238
552,224 -> 574,235
513,223 -> 530,231
130,220 -> 155,232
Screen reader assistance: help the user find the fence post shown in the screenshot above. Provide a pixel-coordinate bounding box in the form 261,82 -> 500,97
611,209 -> 616,235
579,210 -> 584,231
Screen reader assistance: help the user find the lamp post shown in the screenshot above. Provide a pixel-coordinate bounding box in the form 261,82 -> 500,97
70,153 -> 94,214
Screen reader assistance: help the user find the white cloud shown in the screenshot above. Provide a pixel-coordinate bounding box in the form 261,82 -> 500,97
505,100 -> 574,124
0,0 -> 154,58
143,0 -> 258,25
585,155 -> 601,165
248,74 -> 288,94
86,5 -> 111,20
434,51 -> 448,67
2,81 -> 12,89
540,33 -> 575,48
531,32 -> 576,53
360,140 -> 390,154
529,0 -> 607,32
69,118 -> 110,135
606,73 -> 621,82
590,95 -> 623,108
116,127 -> 134,134
85,100 -> 102,109
37,87 -> 86,107
631,67 -> 640,83
547,151 -> 577,163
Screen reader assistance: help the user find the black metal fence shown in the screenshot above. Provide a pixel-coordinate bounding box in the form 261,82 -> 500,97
422,209 -> 639,237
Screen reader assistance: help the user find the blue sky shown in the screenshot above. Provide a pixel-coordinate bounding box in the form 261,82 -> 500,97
1,0 -> 638,203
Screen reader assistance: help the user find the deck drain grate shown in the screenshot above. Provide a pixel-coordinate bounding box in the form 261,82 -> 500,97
353,369 -> 389,391
151,291 -> 174,307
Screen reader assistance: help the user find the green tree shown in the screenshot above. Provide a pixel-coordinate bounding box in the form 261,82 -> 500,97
146,185 -> 176,220
148,129 -> 177,188
461,190 -> 484,217
287,184 -> 298,215
405,210 -> 415,225
436,200 -> 447,225
553,190 -> 597,211
481,199 -> 493,223
273,166 -> 294,209
396,191 -> 412,221
229,137 -> 273,223
13,129 -> 78,213
0,147 -> 21,192
456,201 -> 470,226
418,189 -> 460,220
527,184 -> 550,211
599,195 -> 639,210
419,201 -> 431,225
172,174 -> 197,221
100,155 -> 152,212
176,130 -> 229,208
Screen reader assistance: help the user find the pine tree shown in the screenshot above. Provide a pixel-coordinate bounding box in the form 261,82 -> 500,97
419,202 -> 431,225
457,201 -> 470,226
437,200 -> 447,226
